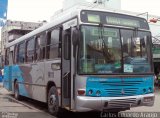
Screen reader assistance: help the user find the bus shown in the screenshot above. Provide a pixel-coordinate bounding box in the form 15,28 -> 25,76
0,55 -> 3,82
3,6 -> 155,115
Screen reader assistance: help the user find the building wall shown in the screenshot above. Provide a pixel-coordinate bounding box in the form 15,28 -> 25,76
1,20 -> 43,55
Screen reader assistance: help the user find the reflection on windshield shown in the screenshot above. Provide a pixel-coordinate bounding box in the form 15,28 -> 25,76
78,26 -> 152,74
121,30 -> 151,73
79,26 -> 122,74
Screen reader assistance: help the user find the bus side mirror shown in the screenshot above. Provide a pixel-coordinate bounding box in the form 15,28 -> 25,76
72,29 -> 80,58
72,29 -> 79,46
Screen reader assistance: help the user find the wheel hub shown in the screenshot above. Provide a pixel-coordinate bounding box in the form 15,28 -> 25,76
50,95 -> 56,106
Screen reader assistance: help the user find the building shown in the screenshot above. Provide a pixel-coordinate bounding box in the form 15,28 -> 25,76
1,20 -> 43,55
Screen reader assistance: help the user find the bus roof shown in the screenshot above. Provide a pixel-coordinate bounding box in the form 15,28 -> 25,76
6,4 -> 148,48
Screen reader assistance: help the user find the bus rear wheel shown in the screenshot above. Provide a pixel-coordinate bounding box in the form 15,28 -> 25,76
14,81 -> 21,100
48,86 -> 60,116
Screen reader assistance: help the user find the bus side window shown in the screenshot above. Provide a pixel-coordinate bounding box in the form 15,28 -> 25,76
46,28 -> 60,59
14,45 -> 19,64
5,48 -> 9,66
35,32 -> 46,61
14,45 -> 17,64
35,37 -> 40,61
17,42 -> 25,64
9,51 -> 14,65
26,38 -> 35,63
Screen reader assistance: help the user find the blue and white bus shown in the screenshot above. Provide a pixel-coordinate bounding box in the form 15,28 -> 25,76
3,6 -> 154,115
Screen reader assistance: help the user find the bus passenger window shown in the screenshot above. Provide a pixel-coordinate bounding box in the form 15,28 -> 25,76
9,51 -> 14,65
35,33 -> 46,61
17,42 -> 25,64
13,45 -> 17,64
26,38 -> 35,63
5,48 -> 9,65
46,29 -> 60,59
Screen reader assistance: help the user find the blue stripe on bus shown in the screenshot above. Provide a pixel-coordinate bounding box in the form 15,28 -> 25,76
86,76 -> 154,97
3,65 -> 29,97
3,66 -> 10,90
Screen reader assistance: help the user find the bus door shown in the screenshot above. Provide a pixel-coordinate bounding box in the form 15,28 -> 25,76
61,19 -> 78,110
61,26 -> 77,110
61,28 -> 72,109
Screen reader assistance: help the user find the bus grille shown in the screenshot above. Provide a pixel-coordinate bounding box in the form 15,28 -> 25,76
108,98 -> 137,108
105,88 -> 138,97
100,80 -> 143,97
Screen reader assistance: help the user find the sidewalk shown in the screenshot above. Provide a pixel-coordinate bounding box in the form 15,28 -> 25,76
0,82 -> 3,88
0,83 -> 9,95
0,84 -> 54,118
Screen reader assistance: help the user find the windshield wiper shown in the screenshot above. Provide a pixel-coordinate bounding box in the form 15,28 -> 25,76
98,23 -> 113,63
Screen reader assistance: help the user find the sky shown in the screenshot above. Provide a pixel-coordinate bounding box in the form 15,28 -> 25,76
6,0 -> 160,22
121,0 -> 160,16
7,0 -> 63,22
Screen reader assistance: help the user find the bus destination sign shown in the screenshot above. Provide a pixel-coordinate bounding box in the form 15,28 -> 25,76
88,14 -> 100,23
106,16 -> 140,28
81,10 -> 149,30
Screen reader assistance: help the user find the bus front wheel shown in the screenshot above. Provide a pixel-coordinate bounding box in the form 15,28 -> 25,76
14,81 -> 21,100
48,86 -> 60,116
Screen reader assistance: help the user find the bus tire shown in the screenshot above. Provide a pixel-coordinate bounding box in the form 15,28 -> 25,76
48,86 -> 60,116
14,81 -> 21,100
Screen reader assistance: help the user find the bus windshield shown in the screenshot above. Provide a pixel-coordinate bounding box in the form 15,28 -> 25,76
78,25 -> 152,74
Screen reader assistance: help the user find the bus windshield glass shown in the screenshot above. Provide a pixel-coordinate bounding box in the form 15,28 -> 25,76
78,25 -> 152,74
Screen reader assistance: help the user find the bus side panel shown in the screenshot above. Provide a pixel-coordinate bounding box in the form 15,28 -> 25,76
44,60 -> 61,86
10,63 -> 46,102
44,60 -> 61,103
30,62 -> 46,102
3,66 -> 12,91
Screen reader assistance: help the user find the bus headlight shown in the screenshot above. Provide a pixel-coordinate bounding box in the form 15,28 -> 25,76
96,90 -> 101,96
143,89 -> 146,93
148,87 -> 152,93
88,89 -> 93,95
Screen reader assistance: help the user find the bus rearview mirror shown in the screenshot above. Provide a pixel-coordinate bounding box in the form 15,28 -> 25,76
72,29 -> 79,46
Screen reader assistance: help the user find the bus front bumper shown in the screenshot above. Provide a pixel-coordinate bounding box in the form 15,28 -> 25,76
76,93 -> 155,112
